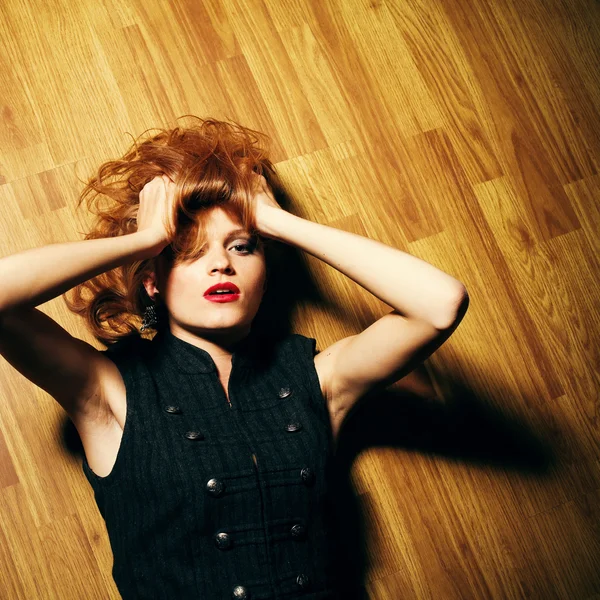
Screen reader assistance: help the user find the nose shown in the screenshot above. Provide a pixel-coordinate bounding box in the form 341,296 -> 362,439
207,247 -> 234,274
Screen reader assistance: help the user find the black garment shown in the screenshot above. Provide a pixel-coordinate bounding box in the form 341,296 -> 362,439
82,327 -> 341,599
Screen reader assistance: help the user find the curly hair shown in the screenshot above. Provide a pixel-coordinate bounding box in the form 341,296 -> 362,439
63,115 -> 284,347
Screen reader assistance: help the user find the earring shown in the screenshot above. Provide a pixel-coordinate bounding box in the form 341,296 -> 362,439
140,302 -> 158,331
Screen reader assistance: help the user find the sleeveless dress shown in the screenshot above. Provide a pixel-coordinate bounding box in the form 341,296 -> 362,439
82,327 -> 341,599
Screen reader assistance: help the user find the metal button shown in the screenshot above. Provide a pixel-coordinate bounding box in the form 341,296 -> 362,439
232,585 -> 250,599
285,422 -> 303,432
300,467 -> 315,485
291,523 -> 306,538
215,532 -> 232,550
278,386 -> 292,398
296,573 -> 311,589
206,478 -> 225,497
184,431 -> 204,441
164,405 -> 182,414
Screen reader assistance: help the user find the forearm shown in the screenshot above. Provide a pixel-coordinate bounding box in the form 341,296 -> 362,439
259,206 -> 467,328
0,230 -> 162,313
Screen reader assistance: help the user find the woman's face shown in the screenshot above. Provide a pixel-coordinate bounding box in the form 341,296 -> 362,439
143,207 -> 267,344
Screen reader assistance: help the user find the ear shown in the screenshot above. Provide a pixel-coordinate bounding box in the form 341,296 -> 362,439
143,272 -> 160,300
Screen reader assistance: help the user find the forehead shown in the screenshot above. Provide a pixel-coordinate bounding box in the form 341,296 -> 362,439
204,207 -> 246,235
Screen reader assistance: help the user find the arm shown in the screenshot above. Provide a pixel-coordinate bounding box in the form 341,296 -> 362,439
0,175 -> 175,422
0,230 -> 164,313
0,173 -> 176,313
258,205 -> 465,328
256,201 -> 468,429
0,231 -> 160,422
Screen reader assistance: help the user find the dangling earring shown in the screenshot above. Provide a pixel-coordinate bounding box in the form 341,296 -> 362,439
140,301 -> 158,332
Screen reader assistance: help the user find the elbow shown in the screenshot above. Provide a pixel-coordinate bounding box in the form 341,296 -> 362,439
435,285 -> 469,330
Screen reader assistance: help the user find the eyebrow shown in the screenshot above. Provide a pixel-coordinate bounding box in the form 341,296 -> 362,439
224,228 -> 251,242
198,229 -> 253,251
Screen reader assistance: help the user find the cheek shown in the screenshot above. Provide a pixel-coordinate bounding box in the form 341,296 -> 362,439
164,271 -> 197,310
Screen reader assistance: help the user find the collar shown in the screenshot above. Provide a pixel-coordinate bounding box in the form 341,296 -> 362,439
151,327 -> 264,374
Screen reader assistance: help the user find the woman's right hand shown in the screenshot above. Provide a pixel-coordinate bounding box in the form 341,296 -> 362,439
135,174 -> 177,251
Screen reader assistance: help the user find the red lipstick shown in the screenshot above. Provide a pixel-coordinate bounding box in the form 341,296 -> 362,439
203,281 -> 240,303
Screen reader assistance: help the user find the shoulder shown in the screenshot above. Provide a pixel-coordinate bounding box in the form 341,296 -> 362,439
101,333 -> 154,368
79,334 -> 153,431
103,333 -> 150,355
265,332 -> 319,364
99,334 -> 152,402
278,332 -> 318,352
276,332 -> 329,399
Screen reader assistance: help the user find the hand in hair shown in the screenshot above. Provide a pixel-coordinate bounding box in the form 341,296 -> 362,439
135,174 -> 178,249
252,174 -> 283,226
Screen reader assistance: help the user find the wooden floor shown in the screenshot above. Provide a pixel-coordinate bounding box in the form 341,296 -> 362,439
1,0 -> 599,598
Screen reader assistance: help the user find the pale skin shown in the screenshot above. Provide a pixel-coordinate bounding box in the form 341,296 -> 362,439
0,173 -> 468,477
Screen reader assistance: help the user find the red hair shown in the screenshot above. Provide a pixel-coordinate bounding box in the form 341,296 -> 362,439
63,115 -> 283,346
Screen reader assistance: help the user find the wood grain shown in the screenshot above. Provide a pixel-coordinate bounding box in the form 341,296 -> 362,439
0,0 -> 599,597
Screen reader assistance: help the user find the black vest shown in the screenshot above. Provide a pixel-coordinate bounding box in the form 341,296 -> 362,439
82,327 -> 341,599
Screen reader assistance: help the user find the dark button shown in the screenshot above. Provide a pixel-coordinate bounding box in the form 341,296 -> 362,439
184,431 -> 204,441
215,532 -> 232,550
206,478 -> 225,497
232,585 -> 250,599
278,386 -> 292,398
285,422 -> 303,432
290,523 -> 306,538
300,467 -> 315,485
164,405 -> 182,414
296,573 -> 311,589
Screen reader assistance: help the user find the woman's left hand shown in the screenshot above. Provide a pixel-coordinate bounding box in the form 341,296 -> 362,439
253,174 -> 282,211
252,174 -> 284,234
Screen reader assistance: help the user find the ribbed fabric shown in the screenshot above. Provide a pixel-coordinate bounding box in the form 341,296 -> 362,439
82,327 -> 341,599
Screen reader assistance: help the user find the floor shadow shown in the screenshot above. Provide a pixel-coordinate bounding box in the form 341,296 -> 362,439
327,373 -> 558,598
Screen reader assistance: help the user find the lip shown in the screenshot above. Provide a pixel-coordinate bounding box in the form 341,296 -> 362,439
204,282 -> 240,296
204,293 -> 240,303
203,281 -> 241,303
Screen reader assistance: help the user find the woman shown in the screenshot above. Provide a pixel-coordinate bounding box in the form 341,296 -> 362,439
0,117 -> 469,599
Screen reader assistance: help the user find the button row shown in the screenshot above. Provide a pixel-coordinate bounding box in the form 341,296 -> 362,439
231,573 -> 311,599
182,420 -> 302,442
205,467 -> 314,498
164,385 -> 293,417
215,523 -> 306,550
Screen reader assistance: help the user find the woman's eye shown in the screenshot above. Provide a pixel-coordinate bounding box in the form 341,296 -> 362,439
233,243 -> 252,254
